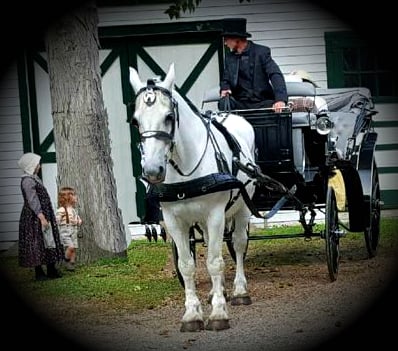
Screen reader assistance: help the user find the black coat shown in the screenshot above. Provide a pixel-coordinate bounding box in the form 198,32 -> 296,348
220,41 -> 288,105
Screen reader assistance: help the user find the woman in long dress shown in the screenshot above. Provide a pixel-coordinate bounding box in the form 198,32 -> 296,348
17,152 -> 64,281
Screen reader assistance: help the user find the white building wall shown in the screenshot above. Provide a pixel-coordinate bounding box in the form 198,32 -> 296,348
0,64 -> 24,251
97,0 -> 350,88
373,105 -> 398,193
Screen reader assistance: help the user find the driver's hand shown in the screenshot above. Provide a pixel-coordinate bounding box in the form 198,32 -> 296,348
273,101 -> 286,113
220,89 -> 232,97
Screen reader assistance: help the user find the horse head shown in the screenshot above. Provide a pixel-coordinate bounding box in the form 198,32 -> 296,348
129,64 -> 177,184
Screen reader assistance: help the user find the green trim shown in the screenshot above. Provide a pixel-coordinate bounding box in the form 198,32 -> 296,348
26,51 -> 41,154
17,54 -> 32,153
100,48 -> 121,77
98,20 -> 223,39
378,167 -> 398,174
179,39 -> 219,95
41,152 -> 56,163
98,0 -> 172,6
381,190 -> 398,209
374,96 -> 398,104
376,144 -> 398,151
325,31 -> 398,101
32,52 -> 48,73
136,46 -> 166,78
39,130 -> 54,154
120,44 -> 134,118
324,32 -> 342,88
373,121 -> 398,128
26,52 -> 53,165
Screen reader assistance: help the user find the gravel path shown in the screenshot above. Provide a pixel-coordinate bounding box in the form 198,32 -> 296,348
3,213 -> 398,351
6,240 -> 395,351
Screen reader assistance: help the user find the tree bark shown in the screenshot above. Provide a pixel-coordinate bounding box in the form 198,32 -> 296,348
45,2 -> 127,262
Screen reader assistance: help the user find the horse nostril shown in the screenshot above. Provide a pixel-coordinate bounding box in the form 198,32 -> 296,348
158,166 -> 164,175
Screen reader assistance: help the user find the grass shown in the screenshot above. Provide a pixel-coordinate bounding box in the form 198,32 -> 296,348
246,217 -> 398,266
0,240 -> 183,313
1,217 -> 397,313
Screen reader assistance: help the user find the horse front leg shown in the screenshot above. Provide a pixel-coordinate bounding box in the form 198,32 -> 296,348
206,215 -> 230,331
230,214 -> 252,306
173,232 -> 204,332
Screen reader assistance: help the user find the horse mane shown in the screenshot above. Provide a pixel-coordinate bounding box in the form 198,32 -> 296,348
171,88 -> 203,118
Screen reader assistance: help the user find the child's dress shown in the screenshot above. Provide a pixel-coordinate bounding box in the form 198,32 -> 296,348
56,206 -> 81,248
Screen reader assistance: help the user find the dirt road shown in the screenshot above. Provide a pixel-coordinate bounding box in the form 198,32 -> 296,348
3,210 -> 398,351
4,231 -> 396,351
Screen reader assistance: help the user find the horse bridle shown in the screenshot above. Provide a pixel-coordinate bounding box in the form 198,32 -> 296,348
134,79 -> 211,177
135,79 -> 179,145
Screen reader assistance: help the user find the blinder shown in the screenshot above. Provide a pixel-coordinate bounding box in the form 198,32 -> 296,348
133,78 -> 179,144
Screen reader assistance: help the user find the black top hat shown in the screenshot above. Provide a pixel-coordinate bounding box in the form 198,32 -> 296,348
221,18 -> 251,38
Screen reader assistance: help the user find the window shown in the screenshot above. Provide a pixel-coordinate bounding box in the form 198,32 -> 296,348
325,31 -> 398,103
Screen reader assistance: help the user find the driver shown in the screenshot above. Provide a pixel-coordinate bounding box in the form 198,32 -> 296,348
218,18 -> 288,112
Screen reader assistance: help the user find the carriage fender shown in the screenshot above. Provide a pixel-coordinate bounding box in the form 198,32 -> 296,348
328,169 -> 346,211
357,131 -> 378,198
339,165 -> 365,232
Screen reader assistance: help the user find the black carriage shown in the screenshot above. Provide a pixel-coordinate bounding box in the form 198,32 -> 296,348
170,81 -> 381,284
236,82 -> 381,281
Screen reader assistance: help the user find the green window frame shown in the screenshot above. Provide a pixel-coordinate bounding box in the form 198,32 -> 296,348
325,31 -> 398,103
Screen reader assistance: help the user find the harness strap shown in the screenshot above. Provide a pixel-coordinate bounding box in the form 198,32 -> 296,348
147,173 -> 240,202
210,118 -> 242,176
147,172 -> 265,218
64,206 -> 70,224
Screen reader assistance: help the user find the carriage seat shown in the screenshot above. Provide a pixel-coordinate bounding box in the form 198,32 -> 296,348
286,81 -> 316,97
286,81 -> 324,114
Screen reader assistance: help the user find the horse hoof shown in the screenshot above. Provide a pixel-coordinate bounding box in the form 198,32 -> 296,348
205,319 -> 230,331
231,295 -> 252,306
180,320 -> 205,332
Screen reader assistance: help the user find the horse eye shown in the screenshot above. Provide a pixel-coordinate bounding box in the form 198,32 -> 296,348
131,118 -> 139,128
165,113 -> 174,123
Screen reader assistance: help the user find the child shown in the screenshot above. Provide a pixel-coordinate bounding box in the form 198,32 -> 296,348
56,186 -> 82,271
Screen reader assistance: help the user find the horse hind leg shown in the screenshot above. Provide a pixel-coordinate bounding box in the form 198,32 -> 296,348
230,215 -> 252,306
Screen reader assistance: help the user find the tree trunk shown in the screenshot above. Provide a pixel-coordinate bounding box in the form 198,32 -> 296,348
45,2 -> 127,262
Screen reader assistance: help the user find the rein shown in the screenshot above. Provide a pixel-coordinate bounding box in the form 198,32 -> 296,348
168,116 -> 211,176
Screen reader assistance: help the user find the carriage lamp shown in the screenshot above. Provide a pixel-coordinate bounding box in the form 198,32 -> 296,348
316,116 -> 333,135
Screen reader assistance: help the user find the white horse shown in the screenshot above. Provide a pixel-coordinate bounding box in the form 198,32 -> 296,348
129,63 -> 256,332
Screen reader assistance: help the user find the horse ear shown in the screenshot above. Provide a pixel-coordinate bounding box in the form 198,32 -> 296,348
159,63 -> 175,91
129,67 -> 145,93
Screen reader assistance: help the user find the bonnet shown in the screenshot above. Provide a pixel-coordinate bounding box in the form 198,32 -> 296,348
288,70 -> 319,88
17,152 -> 41,175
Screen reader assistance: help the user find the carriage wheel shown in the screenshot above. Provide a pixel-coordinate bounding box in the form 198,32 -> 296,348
364,162 -> 381,258
325,186 -> 340,282
171,227 -> 196,288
